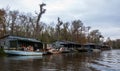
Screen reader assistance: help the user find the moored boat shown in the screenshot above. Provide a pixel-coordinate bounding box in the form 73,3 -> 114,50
4,50 -> 43,56
0,35 -> 44,56
92,49 -> 101,52
48,48 -> 61,54
82,43 -> 101,52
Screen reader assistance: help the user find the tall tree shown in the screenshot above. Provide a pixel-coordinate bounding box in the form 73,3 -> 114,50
35,3 -> 46,39
56,17 -> 63,41
61,22 -> 69,41
89,30 -> 102,43
0,9 -> 6,37
106,37 -> 112,47
18,14 -> 32,37
85,26 -> 91,43
71,20 -> 83,42
9,10 -> 19,35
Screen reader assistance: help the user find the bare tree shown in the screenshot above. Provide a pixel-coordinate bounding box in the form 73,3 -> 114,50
35,3 -> 46,39
56,17 -> 63,41
0,9 -> 6,37
85,26 -> 91,43
9,10 -> 19,35
61,22 -> 69,40
71,20 -> 83,42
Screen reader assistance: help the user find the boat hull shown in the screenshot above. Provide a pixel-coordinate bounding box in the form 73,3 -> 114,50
4,50 -> 43,56
92,49 -> 101,52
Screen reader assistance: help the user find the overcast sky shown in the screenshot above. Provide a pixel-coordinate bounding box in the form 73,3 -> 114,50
0,0 -> 120,40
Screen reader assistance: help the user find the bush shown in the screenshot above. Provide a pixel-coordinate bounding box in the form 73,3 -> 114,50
0,48 -> 6,56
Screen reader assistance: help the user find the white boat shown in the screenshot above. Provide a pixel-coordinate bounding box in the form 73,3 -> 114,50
59,47 -> 71,53
92,49 -> 101,52
4,50 -> 43,56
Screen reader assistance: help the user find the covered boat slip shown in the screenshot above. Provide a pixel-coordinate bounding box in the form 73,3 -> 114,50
84,43 -> 101,49
52,41 -> 82,52
0,35 -> 44,55
82,43 -> 101,52
8,36 -> 43,50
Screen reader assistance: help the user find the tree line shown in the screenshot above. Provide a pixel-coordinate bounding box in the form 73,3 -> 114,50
105,37 -> 120,49
1,3 -> 119,48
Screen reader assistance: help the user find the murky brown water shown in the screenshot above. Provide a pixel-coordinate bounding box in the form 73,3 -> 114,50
0,50 -> 120,71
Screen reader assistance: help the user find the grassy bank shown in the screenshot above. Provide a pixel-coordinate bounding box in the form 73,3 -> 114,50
0,48 -> 6,56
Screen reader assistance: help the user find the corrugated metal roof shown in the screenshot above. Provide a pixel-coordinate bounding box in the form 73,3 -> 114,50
54,41 -> 81,45
1,35 -> 41,43
84,43 -> 97,45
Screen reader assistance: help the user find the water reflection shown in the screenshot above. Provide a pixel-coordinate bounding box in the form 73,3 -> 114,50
42,52 -> 101,71
0,50 -> 120,71
4,56 -> 43,61
90,50 -> 120,71
6,56 -> 43,60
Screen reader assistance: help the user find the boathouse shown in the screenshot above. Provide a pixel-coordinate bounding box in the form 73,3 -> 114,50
82,43 -> 101,51
52,41 -> 82,50
0,35 -> 43,51
84,43 -> 101,48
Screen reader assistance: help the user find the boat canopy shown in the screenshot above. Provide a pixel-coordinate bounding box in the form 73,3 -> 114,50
0,35 -> 43,50
8,36 -> 41,43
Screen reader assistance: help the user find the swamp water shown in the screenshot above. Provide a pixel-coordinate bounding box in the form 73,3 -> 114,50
0,49 -> 120,71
